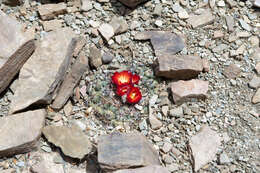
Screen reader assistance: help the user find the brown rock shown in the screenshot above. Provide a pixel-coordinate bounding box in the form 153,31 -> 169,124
2,0 -> 22,6
213,30 -> 224,39
42,19 -> 62,31
202,59 -> 210,72
187,10 -> 215,28
170,79 -> 209,104
73,37 -> 87,57
113,165 -> 170,173
149,114 -> 162,130
118,0 -> 150,8
249,75 -> 260,89
51,51 -> 89,110
0,109 -> 46,157
155,55 -> 203,79
42,125 -> 92,159
225,16 -> 234,32
9,28 -> 75,114
252,89 -> 260,104
89,45 -> 102,68
0,10 -> 31,67
188,125 -> 221,172
98,132 -> 160,171
38,3 -> 67,20
98,23 -> 114,42
110,17 -> 128,35
223,64 -> 241,79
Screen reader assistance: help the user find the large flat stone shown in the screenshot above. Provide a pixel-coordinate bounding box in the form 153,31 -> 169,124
188,126 -> 221,171
170,79 -> 209,104
0,10 -> 30,68
113,165 -> 170,173
42,125 -> 92,159
98,132 -> 160,171
187,10 -> 215,28
0,109 -> 46,157
9,28 -> 76,114
155,55 -> 203,79
38,3 -> 67,20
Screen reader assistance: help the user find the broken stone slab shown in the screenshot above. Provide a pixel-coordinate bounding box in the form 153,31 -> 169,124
155,55 -> 203,79
98,132 -> 160,171
188,125 -> 221,172
0,9 -> 31,68
118,0 -> 150,8
42,19 -> 62,32
223,64 -> 241,79
98,23 -> 115,42
89,44 -> 103,68
38,3 -> 67,20
252,88 -> 260,104
113,165 -> 170,173
135,31 -> 185,56
0,109 -> 46,157
0,40 -> 35,95
42,125 -> 92,159
73,37 -> 87,57
187,10 -> 215,28
9,28 -> 76,114
51,51 -> 89,110
110,17 -> 128,35
170,79 -> 209,104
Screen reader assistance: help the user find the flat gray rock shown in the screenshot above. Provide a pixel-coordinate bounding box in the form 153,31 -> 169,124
42,125 -> 92,159
187,10 -> 215,28
155,55 -> 203,79
0,109 -> 46,157
0,10 -> 30,68
9,28 -> 75,114
135,31 -> 185,56
188,126 -> 221,171
113,165 -> 170,173
98,132 -> 160,171
170,79 -> 209,104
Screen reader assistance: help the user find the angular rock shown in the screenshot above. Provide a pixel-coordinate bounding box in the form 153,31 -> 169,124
249,75 -> 260,89
155,55 -> 203,79
110,17 -> 128,35
30,153 -> 64,173
135,31 -> 185,57
254,0 -> 260,8
118,0 -> 149,8
218,152 -> 231,165
51,51 -> 89,110
0,40 -> 35,95
38,3 -> 67,20
188,125 -> 221,172
9,28 -> 76,114
102,51 -> 114,64
81,0 -> 93,11
202,59 -> 210,72
0,10 -> 31,67
42,20 -> 62,31
0,109 -> 46,157
223,64 -> 241,79
239,19 -> 251,31
170,80 -> 209,104
187,10 -> 215,28
98,132 -> 160,171
149,114 -> 162,130
89,45 -> 103,68
98,23 -> 114,42
113,165 -> 170,173
252,89 -> 260,104
42,125 -> 92,159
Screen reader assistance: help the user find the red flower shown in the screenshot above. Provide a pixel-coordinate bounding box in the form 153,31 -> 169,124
111,71 -> 132,87
116,85 -> 132,96
131,74 -> 140,84
126,87 -> 142,104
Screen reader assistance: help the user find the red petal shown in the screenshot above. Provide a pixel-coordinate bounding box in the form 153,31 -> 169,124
127,87 -> 142,104
116,85 -> 132,96
131,74 -> 140,84
111,71 -> 132,87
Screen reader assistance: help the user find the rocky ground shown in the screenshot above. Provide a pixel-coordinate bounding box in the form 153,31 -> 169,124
0,0 -> 259,173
